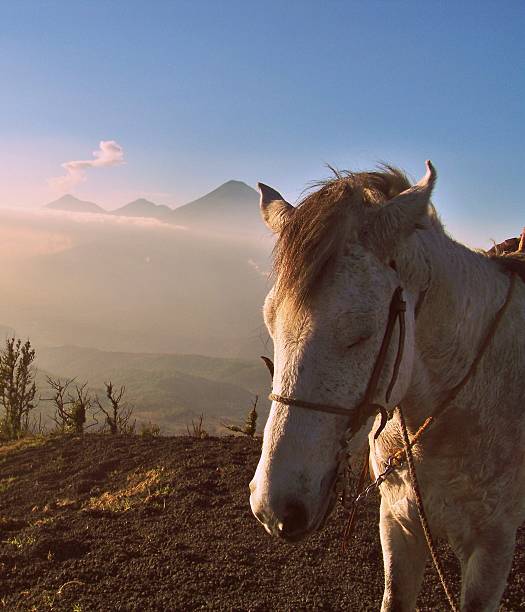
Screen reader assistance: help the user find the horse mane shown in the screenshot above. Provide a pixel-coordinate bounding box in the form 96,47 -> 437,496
272,165 -> 417,310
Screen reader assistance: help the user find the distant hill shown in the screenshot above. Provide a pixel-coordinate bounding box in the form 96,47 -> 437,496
35,345 -> 271,433
45,194 -> 106,214
112,198 -> 173,220
171,180 -> 264,235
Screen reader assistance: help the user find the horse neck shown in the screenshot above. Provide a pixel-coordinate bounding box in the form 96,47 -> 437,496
400,228 -> 511,417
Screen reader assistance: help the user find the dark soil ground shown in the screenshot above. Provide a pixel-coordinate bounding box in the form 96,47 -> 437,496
0,435 -> 523,611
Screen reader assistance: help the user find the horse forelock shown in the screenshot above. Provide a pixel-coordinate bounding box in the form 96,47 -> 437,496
271,165 -> 413,311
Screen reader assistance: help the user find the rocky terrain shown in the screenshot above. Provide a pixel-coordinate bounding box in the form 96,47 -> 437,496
0,435 -> 523,611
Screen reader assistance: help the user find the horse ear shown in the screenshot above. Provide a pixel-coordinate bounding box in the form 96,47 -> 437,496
258,183 -> 295,233
364,160 -> 436,254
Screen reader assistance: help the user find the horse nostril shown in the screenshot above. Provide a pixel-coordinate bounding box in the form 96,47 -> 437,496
277,501 -> 309,540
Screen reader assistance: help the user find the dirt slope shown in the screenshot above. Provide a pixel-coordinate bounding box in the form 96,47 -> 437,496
0,436 -> 523,611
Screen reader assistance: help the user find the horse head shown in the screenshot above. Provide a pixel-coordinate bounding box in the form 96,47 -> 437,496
250,161 -> 436,541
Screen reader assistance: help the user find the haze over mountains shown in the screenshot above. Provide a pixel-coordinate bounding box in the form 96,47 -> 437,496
1,179 -> 274,431
5,178 -> 273,355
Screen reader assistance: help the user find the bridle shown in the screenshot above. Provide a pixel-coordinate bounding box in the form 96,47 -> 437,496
264,284 -> 408,440
261,270 -> 518,514
262,283 -> 409,516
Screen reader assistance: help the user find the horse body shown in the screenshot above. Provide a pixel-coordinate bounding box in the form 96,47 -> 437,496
249,162 -> 525,611
371,230 -> 525,610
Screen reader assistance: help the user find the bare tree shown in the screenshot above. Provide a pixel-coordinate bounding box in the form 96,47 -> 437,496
69,382 -> 91,434
47,376 -> 73,431
0,338 -> 37,439
47,376 -> 92,434
95,381 -> 134,434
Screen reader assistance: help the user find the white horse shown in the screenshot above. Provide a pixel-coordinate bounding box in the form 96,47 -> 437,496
249,161 -> 525,611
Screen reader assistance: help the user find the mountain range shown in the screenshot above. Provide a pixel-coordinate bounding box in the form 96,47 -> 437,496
45,180 -> 263,235
1,177 -> 275,429
1,175 -> 273,359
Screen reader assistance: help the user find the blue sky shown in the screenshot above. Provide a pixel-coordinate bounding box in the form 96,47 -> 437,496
0,0 -> 523,247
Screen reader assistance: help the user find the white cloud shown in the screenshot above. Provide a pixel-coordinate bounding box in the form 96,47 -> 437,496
48,140 -> 125,192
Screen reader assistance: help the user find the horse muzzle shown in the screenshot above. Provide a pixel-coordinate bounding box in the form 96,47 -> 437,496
249,468 -> 337,542
250,495 -> 311,541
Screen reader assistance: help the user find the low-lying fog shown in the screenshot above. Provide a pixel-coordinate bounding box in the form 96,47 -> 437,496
0,207 -> 272,358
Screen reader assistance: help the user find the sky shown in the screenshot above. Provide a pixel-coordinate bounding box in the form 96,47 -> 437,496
0,0 -> 523,247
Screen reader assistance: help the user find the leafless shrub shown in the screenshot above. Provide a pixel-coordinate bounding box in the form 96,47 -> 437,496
46,377 -> 92,434
95,381 -> 135,434
222,395 -> 258,437
47,376 -> 72,430
186,414 -> 208,439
